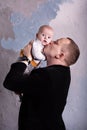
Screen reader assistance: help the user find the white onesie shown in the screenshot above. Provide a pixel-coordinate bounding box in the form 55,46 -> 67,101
32,39 -> 46,61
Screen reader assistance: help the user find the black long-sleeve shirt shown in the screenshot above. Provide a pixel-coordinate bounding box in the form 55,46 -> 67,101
3,62 -> 71,130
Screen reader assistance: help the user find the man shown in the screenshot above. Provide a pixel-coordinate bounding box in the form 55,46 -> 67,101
3,37 -> 80,130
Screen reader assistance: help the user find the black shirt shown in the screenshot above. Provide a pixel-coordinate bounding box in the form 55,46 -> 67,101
3,62 -> 71,130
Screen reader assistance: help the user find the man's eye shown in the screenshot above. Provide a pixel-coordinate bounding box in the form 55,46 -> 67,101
54,42 -> 58,45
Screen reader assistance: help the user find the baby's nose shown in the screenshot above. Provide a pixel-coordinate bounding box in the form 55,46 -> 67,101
44,36 -> 47,39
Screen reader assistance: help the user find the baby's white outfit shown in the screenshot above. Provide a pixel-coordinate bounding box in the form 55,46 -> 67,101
32,39 -> 46,61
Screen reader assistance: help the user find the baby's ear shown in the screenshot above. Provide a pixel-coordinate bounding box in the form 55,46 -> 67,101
36,33 -> 38,38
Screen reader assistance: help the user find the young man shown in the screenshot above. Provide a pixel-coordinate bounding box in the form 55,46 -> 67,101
3,37 -> 80,130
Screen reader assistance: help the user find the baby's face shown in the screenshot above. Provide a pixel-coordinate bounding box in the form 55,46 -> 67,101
37,27 -> 54,45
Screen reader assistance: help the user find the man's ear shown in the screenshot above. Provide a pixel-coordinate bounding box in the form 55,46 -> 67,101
55,53 -> 64,59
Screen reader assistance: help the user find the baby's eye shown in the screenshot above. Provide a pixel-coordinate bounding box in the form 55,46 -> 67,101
48,36 -> 51,39
42,33 -> 45,36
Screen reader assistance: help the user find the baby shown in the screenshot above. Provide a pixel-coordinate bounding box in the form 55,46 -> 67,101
20,25 -> 54,67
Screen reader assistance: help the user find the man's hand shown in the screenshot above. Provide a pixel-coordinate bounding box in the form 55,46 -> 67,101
20,40 -> 40,67
20,40 -> 33,61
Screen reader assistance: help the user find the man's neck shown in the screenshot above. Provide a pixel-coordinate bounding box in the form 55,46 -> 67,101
47,58 -> 68,67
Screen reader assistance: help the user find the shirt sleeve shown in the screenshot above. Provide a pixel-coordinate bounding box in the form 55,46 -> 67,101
3,62 -> 28,93
3,62 -> 49,95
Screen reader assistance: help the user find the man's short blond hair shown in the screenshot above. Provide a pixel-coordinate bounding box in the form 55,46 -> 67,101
63,38 -> 80,66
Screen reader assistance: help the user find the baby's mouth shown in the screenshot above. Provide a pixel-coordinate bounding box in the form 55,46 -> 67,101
44,40 -> 47,43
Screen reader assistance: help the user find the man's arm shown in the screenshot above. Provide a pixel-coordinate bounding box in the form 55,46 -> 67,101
3,62 -> 28,93
3,63 -> 49,95
3,41 -> 42,94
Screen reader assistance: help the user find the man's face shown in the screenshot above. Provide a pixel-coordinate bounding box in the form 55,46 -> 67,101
43,38 -> 70,58
43,40 -> 60,58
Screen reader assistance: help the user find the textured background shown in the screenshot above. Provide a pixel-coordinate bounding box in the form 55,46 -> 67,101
0,0 -> 87,130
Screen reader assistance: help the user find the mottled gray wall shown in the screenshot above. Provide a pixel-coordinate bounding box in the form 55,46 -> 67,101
0,0 -> 87,130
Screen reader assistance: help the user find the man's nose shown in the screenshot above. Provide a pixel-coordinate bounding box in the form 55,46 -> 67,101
50,41 -> 53,44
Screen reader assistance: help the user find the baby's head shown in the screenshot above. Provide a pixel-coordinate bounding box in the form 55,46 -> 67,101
36,25 -> 54,45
